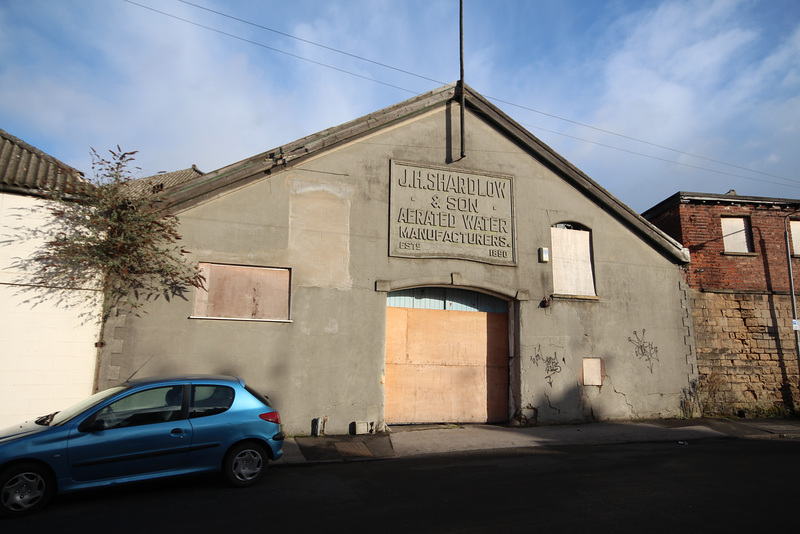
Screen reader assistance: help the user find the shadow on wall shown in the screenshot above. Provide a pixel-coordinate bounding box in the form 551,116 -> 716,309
2,203 -> 102,324
758,230 -> 799,412
516,337 -> 695,427
116,350 -> 293,412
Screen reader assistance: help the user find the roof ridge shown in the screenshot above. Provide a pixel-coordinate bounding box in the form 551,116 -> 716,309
148,81 -> 689,263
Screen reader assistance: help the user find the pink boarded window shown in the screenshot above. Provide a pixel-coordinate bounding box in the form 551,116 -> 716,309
193,263 -> 290,321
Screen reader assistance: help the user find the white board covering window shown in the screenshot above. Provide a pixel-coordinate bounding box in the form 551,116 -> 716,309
721,217 -> 753,253
790,220 -> 800,256
551,225 -> 596,296
193,263 -> 290,321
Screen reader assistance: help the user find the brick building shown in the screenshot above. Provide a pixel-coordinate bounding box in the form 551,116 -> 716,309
644,191 -> 800,416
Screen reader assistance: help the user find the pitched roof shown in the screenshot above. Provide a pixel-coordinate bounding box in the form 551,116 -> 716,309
155,82 -> 690,263
126,164 -> 204,197
0,127 -> 88,198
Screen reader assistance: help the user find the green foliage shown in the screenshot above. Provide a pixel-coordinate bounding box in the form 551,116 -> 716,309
29,147 -> 205,323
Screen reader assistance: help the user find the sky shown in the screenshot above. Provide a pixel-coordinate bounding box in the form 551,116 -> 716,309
1,0 -> 798,212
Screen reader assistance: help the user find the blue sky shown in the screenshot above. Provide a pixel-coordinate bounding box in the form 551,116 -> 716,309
1,0 -> 798,211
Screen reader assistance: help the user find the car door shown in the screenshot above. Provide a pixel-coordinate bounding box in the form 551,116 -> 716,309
66,385 -> 192,482
183,384 -> 236,467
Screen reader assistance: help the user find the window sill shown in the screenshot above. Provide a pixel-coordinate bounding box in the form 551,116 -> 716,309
189,316 -> 292,323
551,294 -> 600,301
722,252 -> 757,257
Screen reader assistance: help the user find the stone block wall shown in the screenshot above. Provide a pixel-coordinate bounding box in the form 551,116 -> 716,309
691,289 -> 800,415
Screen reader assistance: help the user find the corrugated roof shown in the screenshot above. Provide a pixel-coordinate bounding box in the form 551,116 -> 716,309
0,127 -> 88,197
126,165 -> 204,197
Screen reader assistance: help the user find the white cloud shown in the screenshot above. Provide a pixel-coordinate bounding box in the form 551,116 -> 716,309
1,0 -> 798,210
543,0 -> 800,208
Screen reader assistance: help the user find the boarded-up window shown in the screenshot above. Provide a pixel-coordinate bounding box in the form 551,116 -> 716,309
193,263 -> 290,321
790,220 -> 800,256
551,225 -> 595,296
721,217 -> 753,253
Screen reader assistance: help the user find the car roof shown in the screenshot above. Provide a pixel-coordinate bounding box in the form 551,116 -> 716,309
125,374 -> 245,387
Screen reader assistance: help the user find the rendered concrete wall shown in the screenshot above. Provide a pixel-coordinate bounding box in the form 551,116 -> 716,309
96,104 -> 696,435
0,193 -> 100,428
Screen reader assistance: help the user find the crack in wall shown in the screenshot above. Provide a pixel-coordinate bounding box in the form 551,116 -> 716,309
604,374 -> 635,415
542,392 -> 561,415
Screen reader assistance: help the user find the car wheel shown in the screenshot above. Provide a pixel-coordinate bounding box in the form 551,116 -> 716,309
0,463 -> 55,517
223,442 -> 268,487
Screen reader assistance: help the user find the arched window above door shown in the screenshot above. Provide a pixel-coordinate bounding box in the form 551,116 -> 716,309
387,288 -> 507,313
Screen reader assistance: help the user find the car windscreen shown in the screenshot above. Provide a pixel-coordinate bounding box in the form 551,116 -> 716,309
50,386 -> 129,426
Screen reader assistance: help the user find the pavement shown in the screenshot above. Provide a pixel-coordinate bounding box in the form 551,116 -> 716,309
273,417 -> 800,466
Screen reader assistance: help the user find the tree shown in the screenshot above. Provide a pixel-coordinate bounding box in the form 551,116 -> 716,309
22,147 -> 204,326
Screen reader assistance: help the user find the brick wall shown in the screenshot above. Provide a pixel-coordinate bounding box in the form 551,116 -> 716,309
691,290 -> 799,415
646,194 -> 800,416
678,202 -> 800,292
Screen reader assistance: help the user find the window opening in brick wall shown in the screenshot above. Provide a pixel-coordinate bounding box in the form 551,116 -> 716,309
551,223 -> 596,297
721,217 -> 754,253
193,263 -> 291,321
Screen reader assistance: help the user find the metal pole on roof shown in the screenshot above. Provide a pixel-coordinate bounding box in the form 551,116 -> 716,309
459,0 -> 466,159
784,210 -> 800,372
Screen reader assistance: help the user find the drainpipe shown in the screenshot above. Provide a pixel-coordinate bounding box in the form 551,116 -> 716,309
784,210 -> 800,367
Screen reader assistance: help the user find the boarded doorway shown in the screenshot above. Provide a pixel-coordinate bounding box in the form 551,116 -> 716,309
385,288 -> 508,424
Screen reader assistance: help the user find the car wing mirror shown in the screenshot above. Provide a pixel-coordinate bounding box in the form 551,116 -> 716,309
78,416 -> 106,433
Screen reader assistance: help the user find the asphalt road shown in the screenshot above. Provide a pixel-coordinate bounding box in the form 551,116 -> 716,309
4,437 -> 800,533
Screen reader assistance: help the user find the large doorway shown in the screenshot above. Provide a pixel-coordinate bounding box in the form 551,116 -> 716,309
385,288 -> 509,424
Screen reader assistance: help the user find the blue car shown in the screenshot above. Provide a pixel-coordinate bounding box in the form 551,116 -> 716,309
0,375 -> 283,517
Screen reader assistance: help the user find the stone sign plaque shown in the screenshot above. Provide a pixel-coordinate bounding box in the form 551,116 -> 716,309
389,160 -> 515,265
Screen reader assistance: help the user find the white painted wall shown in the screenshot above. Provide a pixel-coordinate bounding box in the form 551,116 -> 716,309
0,193 -> 100,428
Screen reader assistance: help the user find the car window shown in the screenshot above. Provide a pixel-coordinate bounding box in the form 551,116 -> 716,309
245,384 -> 272,407
50,386 -> 128,426
190,385 -> 234,418
89,385 -> 184,430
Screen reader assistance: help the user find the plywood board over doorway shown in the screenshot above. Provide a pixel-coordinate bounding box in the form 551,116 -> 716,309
385,307 -> 508,424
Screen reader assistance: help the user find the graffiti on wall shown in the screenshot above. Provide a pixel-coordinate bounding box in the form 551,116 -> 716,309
629,329 -> 659,373
532,345 -> 563,386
